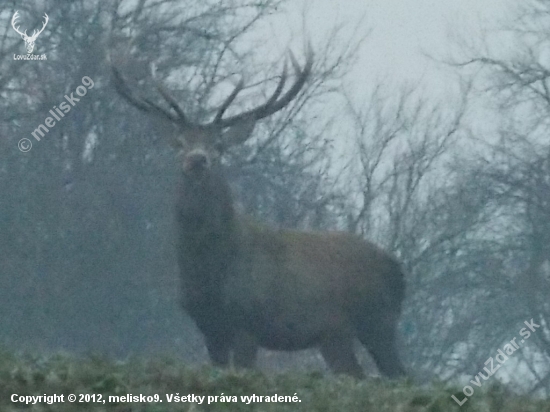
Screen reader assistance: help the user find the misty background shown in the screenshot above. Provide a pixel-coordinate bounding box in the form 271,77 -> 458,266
1,0 -> 549,398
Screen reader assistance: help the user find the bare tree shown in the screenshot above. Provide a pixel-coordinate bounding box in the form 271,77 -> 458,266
338,83 -> 498,381
446,0 -> 550,395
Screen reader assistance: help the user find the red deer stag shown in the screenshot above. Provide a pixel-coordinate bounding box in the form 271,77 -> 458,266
112,48 -> 406,379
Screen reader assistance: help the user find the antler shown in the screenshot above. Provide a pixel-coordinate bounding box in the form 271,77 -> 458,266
11,11 -> 26,38
213,46 -> 314,128
28,13 -> 48,41
112,64 -> 184,125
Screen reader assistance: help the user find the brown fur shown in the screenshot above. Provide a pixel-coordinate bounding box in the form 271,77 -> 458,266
176,159 -> 406,379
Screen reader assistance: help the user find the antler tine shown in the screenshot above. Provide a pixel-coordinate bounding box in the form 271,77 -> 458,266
288,49 -> 302,75
154,82 -> 189,125
149,65 -> 189,125
112,65 -> 180,124
215,47 -> 313,128
261,58 -> 288,111
275,45 -> 313,105
214,78 -> 245,124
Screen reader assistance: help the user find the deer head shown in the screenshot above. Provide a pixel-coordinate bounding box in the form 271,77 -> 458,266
12,11 -> 49,54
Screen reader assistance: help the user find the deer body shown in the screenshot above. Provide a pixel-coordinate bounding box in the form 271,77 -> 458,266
113,46 -> 406,378
175,155 -> 406,378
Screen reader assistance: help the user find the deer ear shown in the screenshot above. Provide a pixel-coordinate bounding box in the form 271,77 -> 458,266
222,118 -> 256,148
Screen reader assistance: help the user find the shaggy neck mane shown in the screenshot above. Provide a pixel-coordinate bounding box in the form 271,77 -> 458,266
176,166 -> 238,281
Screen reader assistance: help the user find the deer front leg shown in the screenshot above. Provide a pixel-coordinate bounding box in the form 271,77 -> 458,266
232,331 -> 258,369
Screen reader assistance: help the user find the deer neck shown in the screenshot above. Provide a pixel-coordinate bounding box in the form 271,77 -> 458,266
176,167 -> 238,255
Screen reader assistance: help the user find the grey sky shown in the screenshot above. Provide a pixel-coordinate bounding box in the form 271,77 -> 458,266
263,0 -> 515,101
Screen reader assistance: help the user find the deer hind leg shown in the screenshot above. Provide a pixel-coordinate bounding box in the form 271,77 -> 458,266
232,331 -> 258,369
319,333 -> 365,379
205,335 -> 231,366
355,313 -> 406,378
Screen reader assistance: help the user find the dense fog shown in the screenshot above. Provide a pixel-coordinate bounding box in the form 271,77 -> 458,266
1,0 -> 548,398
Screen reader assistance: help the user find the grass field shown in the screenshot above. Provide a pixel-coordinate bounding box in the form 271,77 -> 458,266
1,348 -> 549,411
